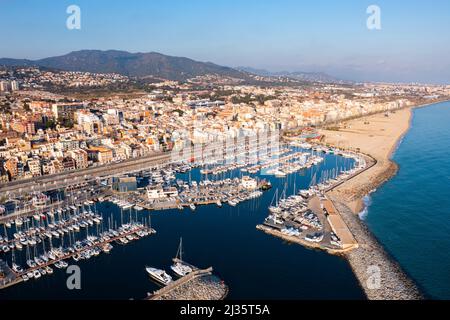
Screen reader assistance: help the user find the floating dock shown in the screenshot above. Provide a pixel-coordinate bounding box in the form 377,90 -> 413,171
0,225 -> 155,290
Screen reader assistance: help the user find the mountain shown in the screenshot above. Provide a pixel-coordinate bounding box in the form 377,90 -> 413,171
0,50 -> 248,81
0,50 -> 348,83
236,67 -> 274,77
237,66 -> 346,83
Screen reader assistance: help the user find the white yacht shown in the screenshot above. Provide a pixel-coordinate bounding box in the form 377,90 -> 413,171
102,243 -> 113,253
45,266 -> 53,274
268,206 -> 281,214
170,238 -> 193,277
227,199 -> 237,207
145,267 -> 173,285
274,170 -> 287,178
12,263 -> 23,273
189,203 -> 196,211
33,270 -> 41,279
171,262 -> 193,277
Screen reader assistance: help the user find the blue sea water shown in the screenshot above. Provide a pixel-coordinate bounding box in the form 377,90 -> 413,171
365,101 -> 450,300
3,103 -> 449,300
0,150 -> 365,300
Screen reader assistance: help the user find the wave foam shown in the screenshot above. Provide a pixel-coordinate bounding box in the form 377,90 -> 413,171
358,191 -> 375,220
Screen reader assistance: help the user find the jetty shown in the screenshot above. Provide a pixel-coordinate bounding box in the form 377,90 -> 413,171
0,259 -> 20,290
146,264 -> 228,301
257,148 -> 366,254
330,196 -> 423,300
0,224 -> 155,290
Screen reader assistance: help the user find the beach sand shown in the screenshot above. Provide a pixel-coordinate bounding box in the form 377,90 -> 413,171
320,108 -> 412,214
319,107 -> 424,300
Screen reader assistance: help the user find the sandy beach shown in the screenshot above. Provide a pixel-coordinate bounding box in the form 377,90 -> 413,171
320,108 -> 413,214
319,107 -> 424,300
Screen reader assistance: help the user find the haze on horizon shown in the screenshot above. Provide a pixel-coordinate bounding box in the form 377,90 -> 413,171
1,0 -> 450,84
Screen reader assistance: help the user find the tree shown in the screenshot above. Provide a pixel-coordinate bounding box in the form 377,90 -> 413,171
62,119 -> 74,128
173,109 -> 184,117
44,119 -> 57,130
0,102 -> 11,114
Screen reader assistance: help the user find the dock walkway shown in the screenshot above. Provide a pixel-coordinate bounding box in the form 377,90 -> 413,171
0,225 -> 154,290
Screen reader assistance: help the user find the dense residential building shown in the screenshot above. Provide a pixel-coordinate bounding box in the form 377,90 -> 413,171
27,158 -> 42,176
68,149 -> 88,169
4,157 -> 19,180
52,103 -> 84,122
0,66 -> 448,183
61,157 -> 76,172
87,146 -> 113,164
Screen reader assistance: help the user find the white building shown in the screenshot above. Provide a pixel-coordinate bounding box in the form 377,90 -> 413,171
10,80 -> 19,91
241,176 -> 258,190
147,185 -> 165,200
147,185 -> 179,200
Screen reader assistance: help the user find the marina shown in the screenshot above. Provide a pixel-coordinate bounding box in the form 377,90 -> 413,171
257,148 -> 367,254
0,198 -> 155,290
0,143 -> 366,299
1,2 -> 448,304
145,238 -> 228,300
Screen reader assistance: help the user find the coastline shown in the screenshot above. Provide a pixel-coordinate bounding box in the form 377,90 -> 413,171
320,107 -> 413,215
318,103 -> 436,300
321,99 -> 450,215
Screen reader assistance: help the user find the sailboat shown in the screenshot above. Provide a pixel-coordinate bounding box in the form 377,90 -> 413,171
268,189 -> 281,214
170,237 -> 193,277
11,247 -> 23,273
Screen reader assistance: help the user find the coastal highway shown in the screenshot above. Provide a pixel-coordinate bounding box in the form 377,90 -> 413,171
0,152 -> 172,196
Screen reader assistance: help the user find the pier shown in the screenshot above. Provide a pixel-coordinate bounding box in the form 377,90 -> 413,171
146,265 -> 228,300
0,224 -> 155,290
0,259 -> 20,290
125,176 -> 268,212
257,147 -> 366,254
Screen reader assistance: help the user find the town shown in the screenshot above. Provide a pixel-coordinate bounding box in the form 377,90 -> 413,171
0,64 -> 448,301
1,66 -> 449,186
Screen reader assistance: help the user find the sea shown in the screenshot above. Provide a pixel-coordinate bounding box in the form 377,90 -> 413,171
5,99 -> 448,301
0,148 -> 366,300
363,101 -> 450,300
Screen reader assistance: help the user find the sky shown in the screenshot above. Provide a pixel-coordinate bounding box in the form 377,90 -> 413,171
1,0 -> 450,84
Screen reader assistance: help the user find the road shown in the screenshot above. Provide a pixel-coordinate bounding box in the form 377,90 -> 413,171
0,152 -> 172,196
0,137 -> 280,197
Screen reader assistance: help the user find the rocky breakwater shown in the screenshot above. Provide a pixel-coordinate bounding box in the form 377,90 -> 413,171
330,196 -> 422,300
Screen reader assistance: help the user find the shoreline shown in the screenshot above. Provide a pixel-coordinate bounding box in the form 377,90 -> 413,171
350,100 -> 449,216
318,101 -> 450,300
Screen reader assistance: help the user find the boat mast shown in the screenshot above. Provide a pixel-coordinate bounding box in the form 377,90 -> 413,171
177,237 -> 183,261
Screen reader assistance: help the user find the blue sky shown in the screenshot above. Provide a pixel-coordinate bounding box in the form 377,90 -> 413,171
1,0 -> 450,83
